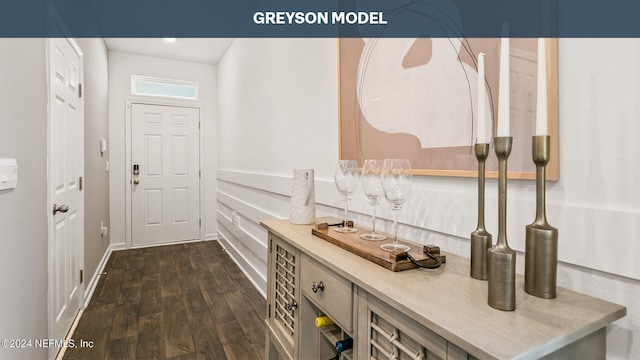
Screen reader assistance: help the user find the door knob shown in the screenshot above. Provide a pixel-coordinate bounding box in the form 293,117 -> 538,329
312,281 -> 324,293
52,204 -> 69,215
133,179 -> 140,185
285,301 -> 298,312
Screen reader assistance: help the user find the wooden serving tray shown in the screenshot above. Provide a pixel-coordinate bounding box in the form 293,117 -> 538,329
311,219 -> 446,272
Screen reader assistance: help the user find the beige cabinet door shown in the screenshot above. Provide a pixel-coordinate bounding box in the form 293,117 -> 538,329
267,235 -> 299,359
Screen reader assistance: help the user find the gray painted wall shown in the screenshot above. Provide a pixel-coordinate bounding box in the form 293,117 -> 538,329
76,38 -> 110,292
0,38 -> 49,360
0,38 -> 110,359
108,51 -> 218,248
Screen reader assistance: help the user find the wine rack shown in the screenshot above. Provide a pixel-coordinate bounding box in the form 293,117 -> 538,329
274,242 -> 297,337
299,295 -> 354,360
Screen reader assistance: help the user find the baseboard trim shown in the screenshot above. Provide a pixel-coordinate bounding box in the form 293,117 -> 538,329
55,307 -> 84,360
82,243 -> 120,309
59,243 -> 119,359
129,238 -> 202,250
205,233 -> 218,241
110,242 -> 127,251
216,233 -> 267,299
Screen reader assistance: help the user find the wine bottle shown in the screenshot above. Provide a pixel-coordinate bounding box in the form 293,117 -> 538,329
315,316 -> 335,328
335,338 -> 353,352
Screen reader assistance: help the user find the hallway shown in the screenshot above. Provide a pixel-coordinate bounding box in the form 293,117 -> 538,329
63,241 -> 265,360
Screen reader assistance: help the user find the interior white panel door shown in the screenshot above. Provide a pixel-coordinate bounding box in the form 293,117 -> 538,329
48,37 -> 83,345
131,104 -> 200,246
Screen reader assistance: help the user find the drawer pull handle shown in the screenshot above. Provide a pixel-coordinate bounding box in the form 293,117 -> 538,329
286,301 -> 298,311
312,281 -> 325,293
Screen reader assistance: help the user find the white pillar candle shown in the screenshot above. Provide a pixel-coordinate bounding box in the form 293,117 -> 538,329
497,22 -> 510,137
536,38 -> 548,136
477,52 -> 488,144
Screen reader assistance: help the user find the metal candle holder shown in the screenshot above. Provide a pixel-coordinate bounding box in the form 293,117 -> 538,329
488,137 -> 516,311
525,135 -> 558,299
470,143 -> 492,280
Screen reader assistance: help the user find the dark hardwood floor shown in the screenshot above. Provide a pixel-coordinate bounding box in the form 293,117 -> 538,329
63,241 -> 265,360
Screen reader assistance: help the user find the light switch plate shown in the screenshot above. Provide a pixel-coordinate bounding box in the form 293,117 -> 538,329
0,158 -> 18,190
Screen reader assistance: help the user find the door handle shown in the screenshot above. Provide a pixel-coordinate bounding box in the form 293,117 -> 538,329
285,300 -> 298,312
311,281 -> 324,293
133,179 -> 140,185
53,204 -> 69,215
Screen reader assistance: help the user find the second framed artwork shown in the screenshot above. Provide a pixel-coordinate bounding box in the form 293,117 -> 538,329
338,38 -> 559,180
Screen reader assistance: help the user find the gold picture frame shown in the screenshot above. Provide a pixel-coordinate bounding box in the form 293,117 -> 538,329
338,38 -> 559,180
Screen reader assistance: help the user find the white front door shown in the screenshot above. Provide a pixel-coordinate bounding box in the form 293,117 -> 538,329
131,104 -> 201,247
47,37 -> 84,346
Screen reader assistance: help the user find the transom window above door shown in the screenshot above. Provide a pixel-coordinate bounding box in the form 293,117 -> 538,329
131,75 -> 199,100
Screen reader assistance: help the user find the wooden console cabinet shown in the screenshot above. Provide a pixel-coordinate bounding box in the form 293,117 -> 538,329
262,219 -> 626,360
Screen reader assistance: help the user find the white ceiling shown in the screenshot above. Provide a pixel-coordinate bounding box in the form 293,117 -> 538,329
104,38 -> 234,65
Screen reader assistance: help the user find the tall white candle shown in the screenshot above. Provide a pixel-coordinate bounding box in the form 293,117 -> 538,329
536,38 -> 548,135
477,52 -> 488,143
497,22 -> 510,137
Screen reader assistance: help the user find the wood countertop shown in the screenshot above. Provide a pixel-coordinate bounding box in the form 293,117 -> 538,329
261,218 -> 627,360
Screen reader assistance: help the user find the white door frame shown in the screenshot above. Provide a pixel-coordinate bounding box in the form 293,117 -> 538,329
46,37 -> 84,358
125,98 -> 205,248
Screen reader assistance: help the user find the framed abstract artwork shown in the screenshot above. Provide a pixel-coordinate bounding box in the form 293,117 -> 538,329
338,38 -> 559,180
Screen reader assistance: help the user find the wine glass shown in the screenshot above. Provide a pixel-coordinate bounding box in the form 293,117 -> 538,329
359,160 -> 386,241
334,160 -> 360,233
380,159 -> 412,252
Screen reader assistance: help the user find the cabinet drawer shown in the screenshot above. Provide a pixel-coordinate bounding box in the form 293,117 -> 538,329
300,254 -> 353,332
364,293 -> 448,360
